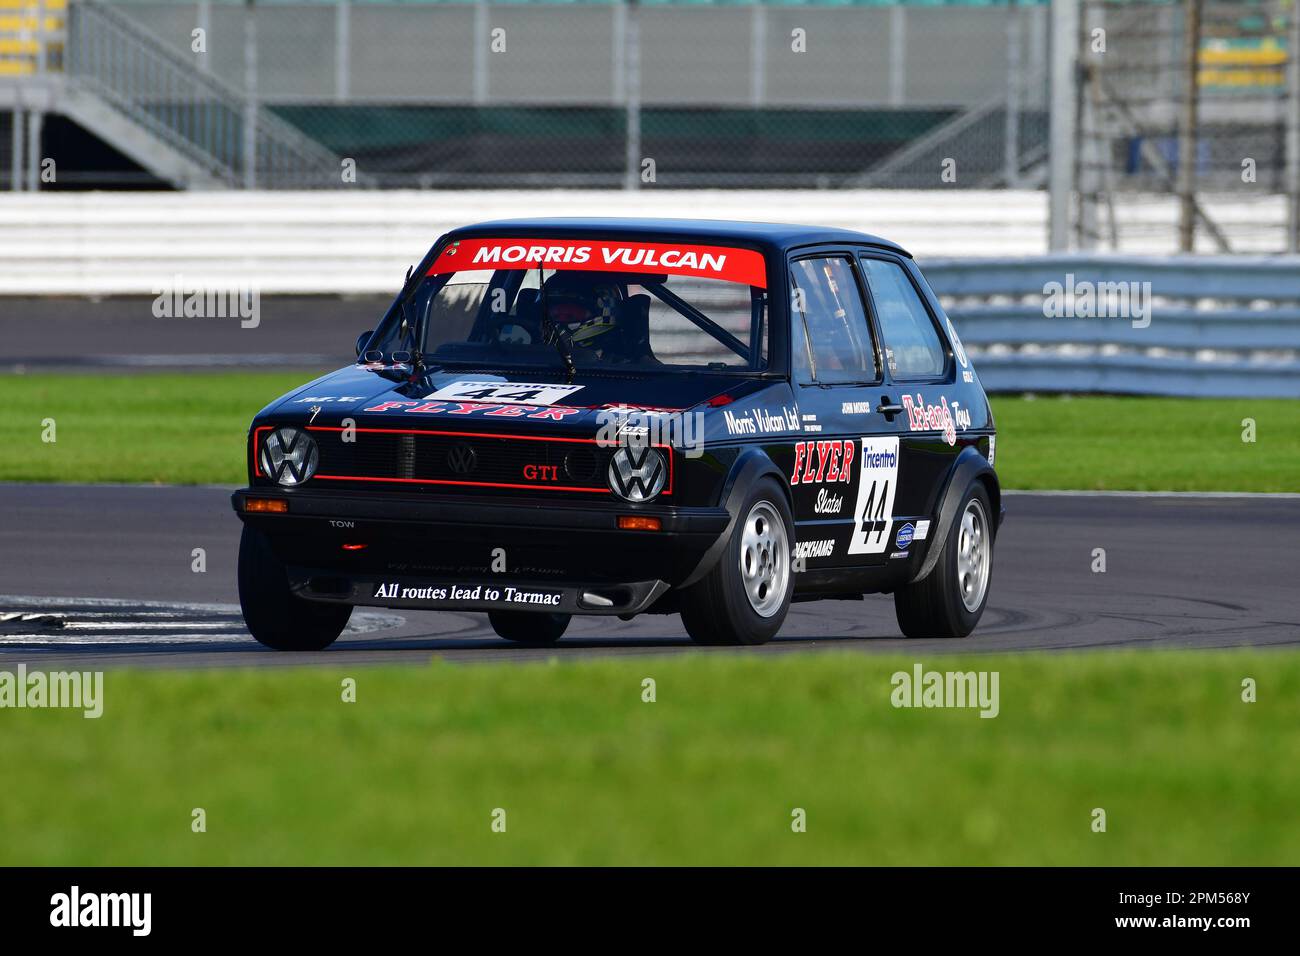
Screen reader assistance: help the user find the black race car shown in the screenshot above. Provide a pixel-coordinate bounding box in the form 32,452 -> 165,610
233,218 -> 1001,649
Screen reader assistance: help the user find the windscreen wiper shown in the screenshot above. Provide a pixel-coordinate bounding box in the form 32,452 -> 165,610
393,265 -> 429,380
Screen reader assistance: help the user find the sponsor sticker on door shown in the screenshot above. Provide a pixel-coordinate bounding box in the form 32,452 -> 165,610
847,437 -> 899,555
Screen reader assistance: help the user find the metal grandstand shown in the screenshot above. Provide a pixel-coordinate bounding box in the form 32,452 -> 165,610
4,0 -> 1050,189
1,0 -> 1298,252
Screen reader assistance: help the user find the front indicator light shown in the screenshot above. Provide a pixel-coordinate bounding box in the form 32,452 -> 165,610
618,515 -> 662,531
244,497 -> 288,513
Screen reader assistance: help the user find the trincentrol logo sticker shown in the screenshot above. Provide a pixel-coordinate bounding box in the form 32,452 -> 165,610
847,437 -> 899,555
427,238 -> 768,288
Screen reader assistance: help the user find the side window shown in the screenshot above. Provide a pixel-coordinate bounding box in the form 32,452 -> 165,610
859,257 -> 946,380
790,295 -> 814,383
788,256 -> 878,384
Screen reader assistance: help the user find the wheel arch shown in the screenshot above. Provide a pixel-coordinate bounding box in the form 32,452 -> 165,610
909,445 -> 1001,585
677,447 -> 790,589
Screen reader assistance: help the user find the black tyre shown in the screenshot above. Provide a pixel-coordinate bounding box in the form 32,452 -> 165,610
680,477 -> 794,646
238,525 -> 352,651
894,480 -> 994,639
488,610 -> 571,644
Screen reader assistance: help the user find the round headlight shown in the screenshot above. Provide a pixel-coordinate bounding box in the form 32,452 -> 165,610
260,426 -> 319,485
607,445 -> 667,502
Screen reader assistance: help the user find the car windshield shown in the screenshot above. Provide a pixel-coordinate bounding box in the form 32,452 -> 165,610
364,237 -> 770,374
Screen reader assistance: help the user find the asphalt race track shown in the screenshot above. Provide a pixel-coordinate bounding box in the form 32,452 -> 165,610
0,296 -> 389,371
0,485 -> 1296,668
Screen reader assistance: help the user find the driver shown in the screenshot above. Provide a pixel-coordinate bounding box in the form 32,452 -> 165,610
542,272 -> 626,359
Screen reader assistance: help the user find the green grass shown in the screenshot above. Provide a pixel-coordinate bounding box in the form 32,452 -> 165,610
0,371 -> 314,485
0,373 -> 1296,490
991,395 -> 1300,492
1,651 -> 1294,865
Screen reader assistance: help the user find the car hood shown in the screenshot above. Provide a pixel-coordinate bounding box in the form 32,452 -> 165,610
259,364 -> 766,432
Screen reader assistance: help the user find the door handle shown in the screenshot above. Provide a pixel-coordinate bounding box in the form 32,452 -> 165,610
876,397 -> 904,419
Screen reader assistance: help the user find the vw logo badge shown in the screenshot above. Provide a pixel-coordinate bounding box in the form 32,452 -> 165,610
446,442 -> 478,475
608,444 -> 667,502
260,427 -> 319,486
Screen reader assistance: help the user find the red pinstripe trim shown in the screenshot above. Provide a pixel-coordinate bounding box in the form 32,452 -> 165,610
251,424 -> 674,494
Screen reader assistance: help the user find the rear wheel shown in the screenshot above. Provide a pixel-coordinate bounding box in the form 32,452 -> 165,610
680,478 -> 794,646
894,481 -> 994,639
488,610 -> 571,645
238,525 -> 352,651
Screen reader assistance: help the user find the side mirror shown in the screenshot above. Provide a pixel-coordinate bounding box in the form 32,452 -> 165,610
355,330 -> 373,357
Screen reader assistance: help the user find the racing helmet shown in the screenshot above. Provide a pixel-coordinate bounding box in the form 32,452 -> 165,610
543,272 -> 622,349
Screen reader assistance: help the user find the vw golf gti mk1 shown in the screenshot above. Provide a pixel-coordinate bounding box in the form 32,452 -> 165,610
233,218 -> 1002,649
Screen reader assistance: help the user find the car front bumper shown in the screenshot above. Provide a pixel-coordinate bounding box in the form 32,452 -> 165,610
232,488 -> 730,613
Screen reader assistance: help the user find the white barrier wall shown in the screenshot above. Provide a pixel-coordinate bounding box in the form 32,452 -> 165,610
0,189 -> 1287,295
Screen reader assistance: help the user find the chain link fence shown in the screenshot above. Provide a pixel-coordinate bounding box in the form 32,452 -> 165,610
5,0 -> 1298,250
22,0 -> 1049,188
1075,0 -> 1299,251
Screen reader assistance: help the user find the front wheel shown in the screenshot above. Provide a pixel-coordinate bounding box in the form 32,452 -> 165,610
488,610 -> 571,645
894,481 -> 994,639
680,478 -> 794,646
238,525 -> 352,651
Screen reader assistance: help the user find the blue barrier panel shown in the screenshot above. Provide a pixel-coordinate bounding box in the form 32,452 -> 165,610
920,256 -> 1300,398
922,256 -> 1300,303
974,354 -> 1300,399
948,305 -> 1300,351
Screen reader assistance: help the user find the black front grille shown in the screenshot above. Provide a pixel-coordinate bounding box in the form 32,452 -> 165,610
308,426 -> 618,494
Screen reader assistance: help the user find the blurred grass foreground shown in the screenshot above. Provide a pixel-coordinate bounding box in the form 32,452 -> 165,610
1,650 -> 1295,865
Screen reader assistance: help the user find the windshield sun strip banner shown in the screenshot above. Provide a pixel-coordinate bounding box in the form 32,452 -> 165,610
427,237 -> 767,289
